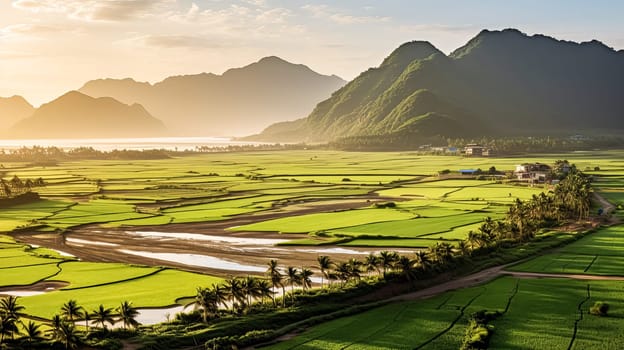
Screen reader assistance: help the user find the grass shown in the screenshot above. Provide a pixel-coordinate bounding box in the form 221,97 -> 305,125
328,212 -> 493,239
511,225 -> 624,275
19,269 -> 223,319
230,208 -> 415,234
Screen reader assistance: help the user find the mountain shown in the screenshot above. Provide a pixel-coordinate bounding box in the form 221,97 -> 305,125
251,29 -> 624,144
79,56 -> 346,136
0,95 -> 35,129
9,91 -> 167,139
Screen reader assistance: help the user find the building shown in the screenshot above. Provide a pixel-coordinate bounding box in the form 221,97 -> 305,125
463,144 -> 485,156
514,163 -> 552,183
463,144 -> 495,157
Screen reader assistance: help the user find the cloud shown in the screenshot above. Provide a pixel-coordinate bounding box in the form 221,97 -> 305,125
301,4 -> 390,24
12,0 -> 174,21
0,23 -> 75,40
139,34 -> 223,49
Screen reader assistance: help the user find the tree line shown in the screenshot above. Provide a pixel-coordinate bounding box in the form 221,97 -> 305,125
0,176 -> 45,199
0,296 -> 139,349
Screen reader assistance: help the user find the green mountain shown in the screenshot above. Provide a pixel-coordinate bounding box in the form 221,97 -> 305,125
9,91 -> 167,139
0,95 -> 35,130
79,56 -> 346,137
251,29 -> 624,144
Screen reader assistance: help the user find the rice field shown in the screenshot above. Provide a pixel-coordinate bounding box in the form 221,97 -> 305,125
2,149 -> 624,337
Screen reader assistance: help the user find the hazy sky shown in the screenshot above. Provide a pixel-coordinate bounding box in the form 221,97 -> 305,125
1,0 -> 623,105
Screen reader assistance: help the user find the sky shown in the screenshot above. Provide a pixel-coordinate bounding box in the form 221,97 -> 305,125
1,0 -> 623,106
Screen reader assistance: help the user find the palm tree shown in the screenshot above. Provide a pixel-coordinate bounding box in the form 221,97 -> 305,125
334,262 -> 351,287
224,277 -> 246,311
0,296 -> 24,320
90,305 -> 115,331
266,260 -> 283,306
299,267 -> 314,291
211,283 -> 229,311
117,301 -> 140,330
187,287 -> 216,323
49,314 -> 63,340
413,250 -> 431,272
316,256 -> 333,289
21,320 -> 44,346
0,314 -> 18,345
395,255 -> 417,283
0,296 -> 23,342
456,240 -> 470,257
83,312 -> 91,334
61,299 -> 84,323
347,258 -> 362,282
378,251 -> 398,278
285,267 -> 300,305
256,279 -> 274,305
364,253 -> 380,276
55,321 -> 80,350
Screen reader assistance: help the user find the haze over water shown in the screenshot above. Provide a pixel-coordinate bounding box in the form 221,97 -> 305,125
0,137 -> 265,152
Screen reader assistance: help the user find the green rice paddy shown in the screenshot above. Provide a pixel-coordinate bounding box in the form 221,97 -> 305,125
2,149 -> 624,343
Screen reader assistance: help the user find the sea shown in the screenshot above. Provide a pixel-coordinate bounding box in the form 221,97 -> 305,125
0,137 -> 265,152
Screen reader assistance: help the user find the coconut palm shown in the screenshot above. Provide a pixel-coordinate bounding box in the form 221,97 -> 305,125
456,241 -> 470,257
21,320 -> 44,346
61,299 -> 84,322
334,262 -> 351,286
0,314 -> 18,345
256,279 -> 274,305
49,314 -> 63,339
378,251 -> 398,278
364,253 -> 380,276
413,250 -> 431,271
284,267 -> 300,305
187,287 -> 216,323
0,296 -> 24,320
224,277 -> 246,311
266,260 -> 283,306
347,258 -> 362,282
117,301 -> 140,330
55,321 -> 80,350
316,255 -> 333,289
299,267 -> 314,291
395,255 -> 417,283
90,304 -> 115,331
211,283 -> 229,310
0,296 -> 23,342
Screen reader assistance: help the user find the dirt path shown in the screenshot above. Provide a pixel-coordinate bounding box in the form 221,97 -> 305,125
594,192 -> 616,214
388,264 -> 511,302
388,264 -> 624,304
502,270 -> 624,281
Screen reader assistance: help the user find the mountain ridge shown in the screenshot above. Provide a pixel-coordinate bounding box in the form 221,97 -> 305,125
0,95 -> 35,131
250,29 -> 624,144
79,56 -> 346,137
8,91 -> 167,139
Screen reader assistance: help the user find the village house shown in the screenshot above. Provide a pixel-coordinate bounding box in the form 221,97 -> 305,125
463,144 -> 495,157
514,163 -> 553,183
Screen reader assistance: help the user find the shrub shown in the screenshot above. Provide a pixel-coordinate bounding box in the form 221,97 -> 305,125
589,301 -> 609,316
460,310 -> 501,350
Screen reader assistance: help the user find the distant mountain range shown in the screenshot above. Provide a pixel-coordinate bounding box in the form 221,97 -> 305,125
250,29 -> 624,144
79,56 -> 346,137
0,96 -> 35,129
9,91 -> 166,139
